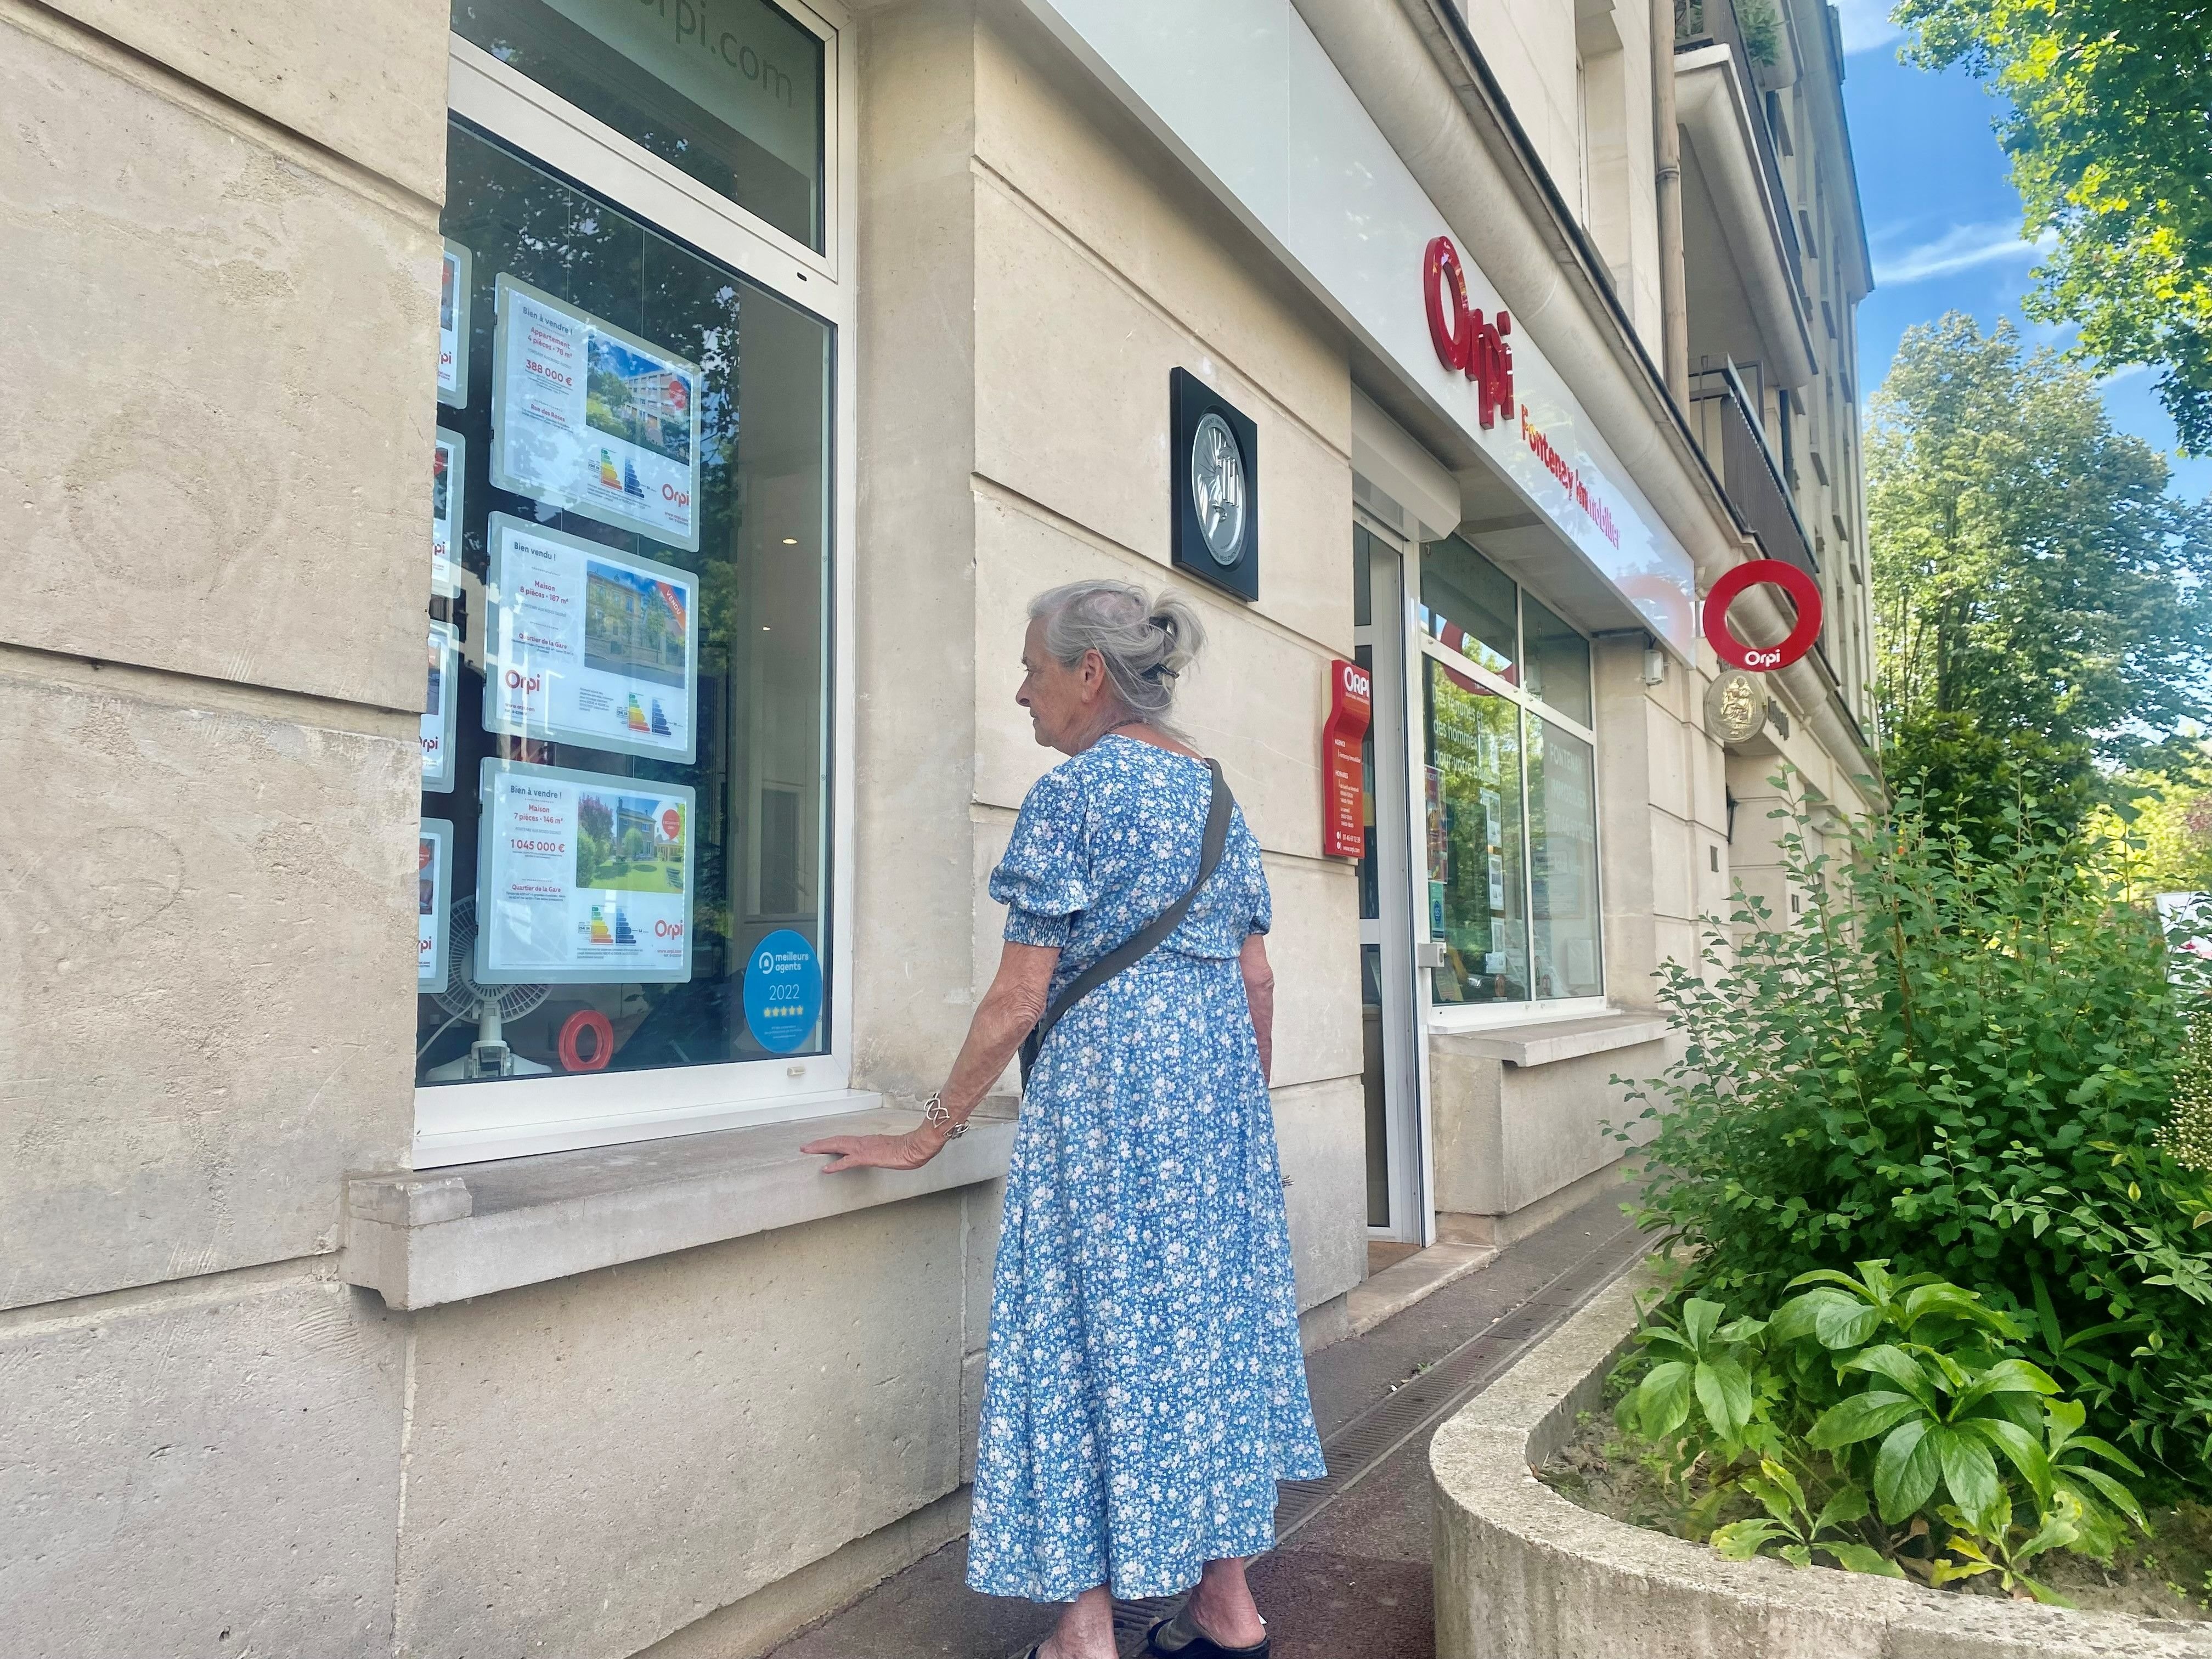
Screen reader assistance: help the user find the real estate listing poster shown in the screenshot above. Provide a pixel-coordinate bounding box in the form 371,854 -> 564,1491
488,274 -> 701,550
482,512 -> 699,764
474,759 -> 695,985
419,818 -> 453,990
421,622 -> 460,793
432,428 -> 465,595
439,240 -> 472,407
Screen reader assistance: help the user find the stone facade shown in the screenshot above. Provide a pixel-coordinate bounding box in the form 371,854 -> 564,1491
0,0 -> 1875,1654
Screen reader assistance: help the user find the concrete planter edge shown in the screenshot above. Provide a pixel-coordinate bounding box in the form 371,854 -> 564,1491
1427,1259 -> 2212,1659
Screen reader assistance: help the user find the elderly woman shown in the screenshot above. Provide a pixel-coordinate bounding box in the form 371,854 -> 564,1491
805,579 -> 1323,1659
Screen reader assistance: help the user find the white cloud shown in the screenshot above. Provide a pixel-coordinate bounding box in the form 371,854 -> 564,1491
1835,0 -> 1904,54
1871,223 -> 2056,285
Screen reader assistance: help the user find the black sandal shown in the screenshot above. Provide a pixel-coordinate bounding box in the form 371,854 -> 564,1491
1144,1604 -> 1270,1659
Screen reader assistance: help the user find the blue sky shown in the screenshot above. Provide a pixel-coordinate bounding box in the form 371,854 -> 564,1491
1835,0 -> 2211,503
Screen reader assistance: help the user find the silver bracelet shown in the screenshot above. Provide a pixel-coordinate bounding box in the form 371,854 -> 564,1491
921,1092 -> 966,1139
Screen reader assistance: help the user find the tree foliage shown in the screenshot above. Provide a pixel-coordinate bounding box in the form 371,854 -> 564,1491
1894,0 -> 2212,453
1868,315 -> 2212,814
1883,710 -> 2094,849
2085,747 -> 2212,897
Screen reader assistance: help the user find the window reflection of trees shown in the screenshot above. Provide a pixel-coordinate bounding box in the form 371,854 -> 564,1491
421,121 -> 829,1081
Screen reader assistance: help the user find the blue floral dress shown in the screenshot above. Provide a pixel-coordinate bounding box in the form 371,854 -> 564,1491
965,736 -> 1327,1604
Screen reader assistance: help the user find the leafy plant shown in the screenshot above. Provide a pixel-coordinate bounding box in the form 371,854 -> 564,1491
2046,1397 -> 2151,1558
1808,1344 -> 2059,1533
1768,1260 -> 2018,1355
1613,1266 -> 2153,1590
1712,1459 -> 1901,1577
1631,1297 -> 1763,1448
1929,1494 -> 2086,1605
1616,777 -> 2212,1478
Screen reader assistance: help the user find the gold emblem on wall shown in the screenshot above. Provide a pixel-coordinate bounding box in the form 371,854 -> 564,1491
1704,668 -> 1770,748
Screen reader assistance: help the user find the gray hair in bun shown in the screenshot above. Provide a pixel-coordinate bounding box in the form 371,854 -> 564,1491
1028,578 -> 1206,724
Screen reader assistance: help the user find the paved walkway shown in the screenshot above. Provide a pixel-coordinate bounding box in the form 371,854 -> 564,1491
769,1189 -> 1649,1659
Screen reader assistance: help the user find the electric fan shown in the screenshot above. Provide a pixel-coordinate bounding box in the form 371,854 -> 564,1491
424,894 -> 552,1080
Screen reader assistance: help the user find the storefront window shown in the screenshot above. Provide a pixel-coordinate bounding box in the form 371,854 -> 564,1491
1417,535 -> 1601,1010
1528,716 -> 1602,997
420,114 -> 833,1089
454,0 -> 827,251
1425,659 -> 1528,1003
1522,594 -> 1593,726
1419,535 -> 1517,678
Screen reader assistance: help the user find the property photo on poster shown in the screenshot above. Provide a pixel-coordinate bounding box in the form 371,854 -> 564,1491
474,759 -> 694,985
488,274 -> 701,550
482,513 -> 699,763
439,240 -> 471,407
421,622 -> 459,793
418,819 -> 453,990
432,428 -> 465,595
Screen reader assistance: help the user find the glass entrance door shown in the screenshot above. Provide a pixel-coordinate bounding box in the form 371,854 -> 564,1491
1355,521 -> 1427,1242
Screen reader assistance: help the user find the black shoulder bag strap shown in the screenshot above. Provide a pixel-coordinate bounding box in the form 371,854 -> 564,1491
1018,760 -> 1233,1090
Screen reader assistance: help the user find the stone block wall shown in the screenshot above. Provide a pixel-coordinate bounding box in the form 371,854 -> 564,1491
0,1 -> 440,1648
854,0 -> 1370,1321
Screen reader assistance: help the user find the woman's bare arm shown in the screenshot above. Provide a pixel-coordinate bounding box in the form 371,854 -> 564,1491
805,940 -> 1059,1172
1242,930 -> 1274,1085
936,941 -> 1057,1119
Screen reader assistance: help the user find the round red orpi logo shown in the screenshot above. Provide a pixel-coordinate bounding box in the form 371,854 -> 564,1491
1702,558 -> 1824,672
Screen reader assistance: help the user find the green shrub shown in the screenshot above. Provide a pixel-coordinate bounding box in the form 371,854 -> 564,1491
1618,1265 -> 2148,1600
1617,782 -> 2212,1480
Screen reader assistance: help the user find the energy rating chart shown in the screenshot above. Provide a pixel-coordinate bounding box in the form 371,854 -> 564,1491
482,513 -> 700,764
475,759 -> 695,985
488,274 -> 701,549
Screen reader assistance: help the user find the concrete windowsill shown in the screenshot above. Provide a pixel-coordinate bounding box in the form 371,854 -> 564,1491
1433,1011 -> 1671,1068
342,1102 -> 1017,1310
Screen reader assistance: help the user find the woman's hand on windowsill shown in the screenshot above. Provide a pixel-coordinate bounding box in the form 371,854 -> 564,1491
802,1123 -> 949,1173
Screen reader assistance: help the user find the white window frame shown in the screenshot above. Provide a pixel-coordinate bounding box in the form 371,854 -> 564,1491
416,0 -> 861,1167
1407,538 -> 1610,1033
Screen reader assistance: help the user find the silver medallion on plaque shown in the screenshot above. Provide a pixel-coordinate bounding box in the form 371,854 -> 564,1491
1190,413 -> 1247,566
1704,667 -> 1771,747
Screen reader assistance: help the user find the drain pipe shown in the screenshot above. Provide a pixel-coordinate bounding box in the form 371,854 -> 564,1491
1652,0 -> 1689,404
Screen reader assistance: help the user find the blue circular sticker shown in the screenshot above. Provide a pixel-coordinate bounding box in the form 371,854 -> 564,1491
743,929 -> 822,1053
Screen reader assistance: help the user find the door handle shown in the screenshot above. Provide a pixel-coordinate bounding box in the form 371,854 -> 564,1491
1414,940 -> 1446,969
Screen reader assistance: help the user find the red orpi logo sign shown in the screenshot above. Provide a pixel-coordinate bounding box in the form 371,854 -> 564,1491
1424,236 -> 1514,428
1321,658 -> 1373,860
1702,558 -> 1824,671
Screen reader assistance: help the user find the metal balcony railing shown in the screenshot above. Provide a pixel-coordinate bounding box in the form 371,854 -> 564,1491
1675,0 -> 1803,291
1688,363 -> 1817,579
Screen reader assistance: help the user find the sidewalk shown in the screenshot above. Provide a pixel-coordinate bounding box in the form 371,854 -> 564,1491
767,1190 -> 1650,1659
